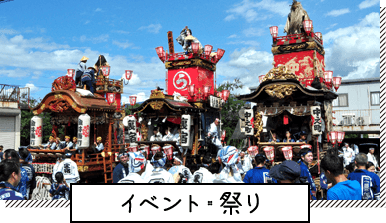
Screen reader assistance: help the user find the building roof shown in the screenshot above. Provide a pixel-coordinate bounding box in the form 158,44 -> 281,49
340,77 -> 380,85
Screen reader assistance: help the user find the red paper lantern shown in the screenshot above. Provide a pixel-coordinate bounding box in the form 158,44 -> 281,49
263,146 -> 275,162
203,85 -> 211,97
329,131 -> 338,145
269,26 -> 278,38
187,84 -> 195,97
106,93 -> 116,104
315,32 -> 322,39
282,146 -> 293,160
101,66 -> 110,77
204,45 -> 213,58
151,146 -> 161,156
129,96 -> 137,106
324,71 -> 333,85
303,20 -> 313,35
125,70 -> 133,80
332,77 -> 342,91
217,91 -> 223,99
247,146 -> 259,157
155,46 -> 164,60
192,42 -> 200,55
222,90 -> 230,101
128,146 -> 138,153
283,115 -> 289,125
163,145 -> 174,160
337,131 -> 345,144
217,48 -> 225,61
67,69 -> 75,78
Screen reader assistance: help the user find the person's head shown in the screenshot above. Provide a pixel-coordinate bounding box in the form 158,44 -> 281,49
0,145 -> 3,153
272,132 -> 277,139
202,155 -> 212,167
65,136 -> 70,142
320,153 -> 344,182
64,149 -> 72,159
173,155 -> 183,166
151,151 -> 167,168
73,137 -> 77,143
118,149 -> 129,166
49,136 -> 54,143
186,29 -> 192,36
0,160 -> 21,187
369,148 -> 375,154
354,153 -> 368,168
153,127 -> 159,134
300,131 -> 307,140
299,148 -> 313,165
4,149 -> 20,163
18,147 -> 30,163
254,154 -> 266,167
80,56 -> 88,62
95,55 -> 107,66
55,172 -> 64,184
366,162 -> 375,173
344,142 -> 349,148
56,137 -> 60,143
285,131 -> 291,139
269,160 -> 301,183
346,162 -> 356,173
97,136 -> 102,143
214,118 -> 220,126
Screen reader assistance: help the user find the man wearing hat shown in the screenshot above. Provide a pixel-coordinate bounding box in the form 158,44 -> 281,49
75,56 -> 88,87
56,149 -> 80,199
244,154 -> 275,183
297,148 -> 317,199
113,149 -> 130,183
145,152 -> 174,183
296,131 -> 308,143
168,155 -> 192,183
321,153 -> 361,200
348,153 -> 380,200
269,160 -> 301,183
93,136 -> 104,153
81,67 -> 96,93
118,152 -> 147,183
367,147 -> 379,172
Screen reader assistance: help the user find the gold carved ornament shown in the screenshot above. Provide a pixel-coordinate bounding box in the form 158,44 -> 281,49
253,112 -> 264,142
149,101 -> 164,110
149,90 -> 165,99
261,65 -> 299,83
265,84 -> 297,99
141,122 -> 148,141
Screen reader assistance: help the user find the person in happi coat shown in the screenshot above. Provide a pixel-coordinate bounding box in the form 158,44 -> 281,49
56,150 -> 80,200
113,150 -> 130,183
168,155 -> 192,183
188,155 -> 216,183
145,152 -> 175,183
0,160 -> 24,200
75,56 -> 88,86
118,152 -> 147,183
297,148 -> 317,199
49,172 -> 70,200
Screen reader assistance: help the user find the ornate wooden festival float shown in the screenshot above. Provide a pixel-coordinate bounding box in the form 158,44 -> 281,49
28,68 -> 133,183
236,0 -> 343,196
129,30 -> 228,170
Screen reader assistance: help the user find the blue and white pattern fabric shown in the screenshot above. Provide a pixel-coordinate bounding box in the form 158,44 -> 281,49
57,159 -> 80,184
49,183 -> 70,200
15,166 -> 28,199
168,165 -> 192,182
151,153 -> 167,169
0,181 -> 24,200
188,167 -> 215,183
347,169 -> 380,200
217,146 -> 242,182
128,152 -> 146,173
298,160 -> 317,199
21,163 -> 36,199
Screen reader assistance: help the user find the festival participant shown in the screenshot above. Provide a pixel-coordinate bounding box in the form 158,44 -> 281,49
208,118 -> 222,151
81,67 -> 96,93
342,142 -> 355,167
244,154 -> 275,183
56,150 -> 80,200
94,55 -> 110,78
49,172 -> 70,200
145,152 -> 174,183
297,148 -> 317,199
269,160 -> 301,183
162,127 -> 174,141
70,137 -> 80,154
75,56 -> 88,86
366,162 -> 376,173
283,131 -> 295,142
39,136 -> 55,150
0,160 -> 24,200
3,149 -> 28,199
138,148 -> 154,180
239,149 -> 253,174
54,137 -> 62,150
93,136 -> 104,153
113,150 -> 130,183
320,153 -> 361,200
61,136 -> 73,150
150,127 -> 163,141
118,152 -> 147,183
348,153 -> 380,200
215,146 -> 243,183
367,148 -> 379,172
18,148 -> 36,200
188,155 -> 216,183
269,132 -> 280,142
176,26 -> 203,54
52,155 -> 65,183
296,131 -> 308,143
168,155 -> 192,183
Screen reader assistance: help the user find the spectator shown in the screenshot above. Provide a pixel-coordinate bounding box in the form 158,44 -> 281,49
49,172 -> 70,200
366,162 -> 375,173
18,148 -> 36,200
3,149 -> 28,199
168,155 -> 192,183
283,131 -> 295,142
342,143 -> 355,167
113,150 -> 130,183
367,148 -> 379,172
188,155 -> 216,183
0,160 -> 24,200
244,154 -> 276,183
352,144 -> 359,155
347,153 -> 380,200
145,152 -> 174,183
320,153 -> 361,200
56,150 -> 80,200
118,152 -> 147,183
269,160 -> 301,183
297,148 -> 317,199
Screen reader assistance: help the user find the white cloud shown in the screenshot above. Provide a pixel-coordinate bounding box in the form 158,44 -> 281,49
243,27 -> 264,37
225,0 -> 289,23
227,40 -> 260,47
228,34 -> 238,38
0,28 -> 19,35
112,40 -> 135,49
120,72 -> 141,86
138,24 -> 162,34
112,30 -> 130,34
358,0 -> 379,9
325,8 -> 350,17
25,83 -> 39,93
324,12 -> 380,79
95,8 -> 102,12
78,34 -> 109,44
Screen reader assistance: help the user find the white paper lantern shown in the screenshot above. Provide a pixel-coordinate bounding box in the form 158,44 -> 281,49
78,114 -> 90,149
30,116 -> 43,148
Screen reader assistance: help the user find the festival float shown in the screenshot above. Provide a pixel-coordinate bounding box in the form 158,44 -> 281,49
28,65 -> 132,183
236,0 -> 343,198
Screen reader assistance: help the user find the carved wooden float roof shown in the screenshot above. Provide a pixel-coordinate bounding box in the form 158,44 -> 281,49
237,79 -> 338,106
32,90 -> 116,115
132,98 -> 204,114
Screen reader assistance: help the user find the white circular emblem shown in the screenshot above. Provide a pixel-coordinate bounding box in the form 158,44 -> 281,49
173,71 -> 191,91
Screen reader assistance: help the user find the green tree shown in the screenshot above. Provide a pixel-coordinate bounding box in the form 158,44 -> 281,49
217,78 -> 246,148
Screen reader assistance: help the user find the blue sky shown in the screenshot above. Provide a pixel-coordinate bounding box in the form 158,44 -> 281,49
0,0 -> 380,103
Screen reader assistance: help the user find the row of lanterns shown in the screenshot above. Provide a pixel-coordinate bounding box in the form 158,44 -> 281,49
328,131 -> 345,146
258,70 -> 342,91
66,68 -> 134,81
155,45 -> 225,62
247,144 -> 313,162
269,20 -> 321,39
187,84 -> 230,102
